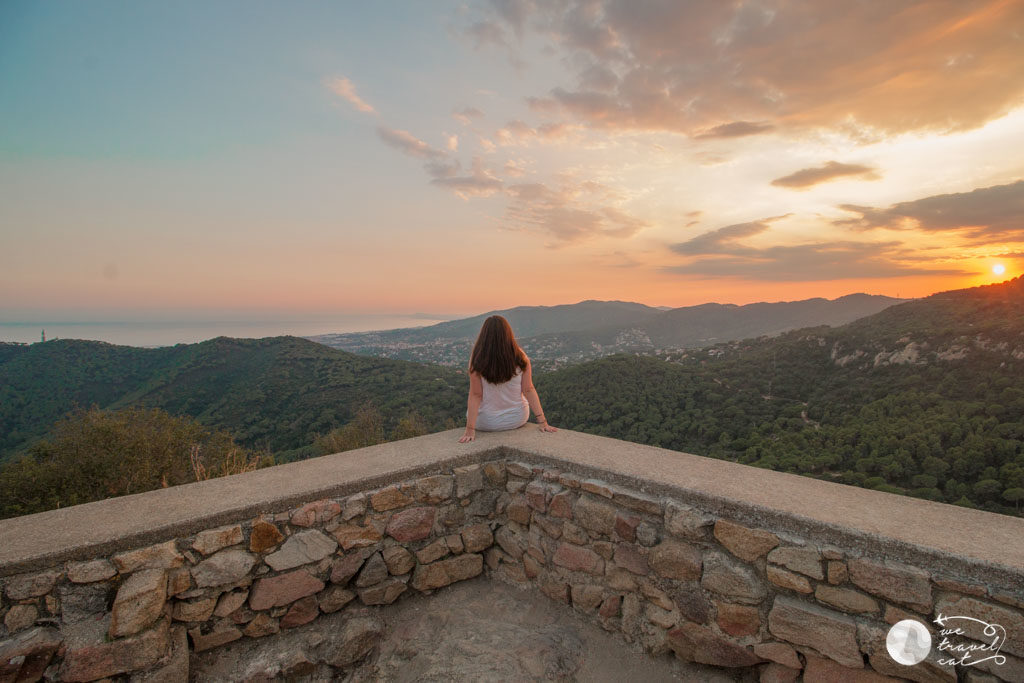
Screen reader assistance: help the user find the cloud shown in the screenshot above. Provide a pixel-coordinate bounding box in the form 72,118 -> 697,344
475,1 -> 1024,136
453,107 -> 485,125
666,217 -> 964,280
429,157 -> 503,198
836,180 -> 1024,239
326,77 -> 376,114
495,120 -> 577,145
376,126 -> 446,159
670,220 -> 771,256
771,161 -> 880,189
504,180 -> 648,243
695,121 -> 775,139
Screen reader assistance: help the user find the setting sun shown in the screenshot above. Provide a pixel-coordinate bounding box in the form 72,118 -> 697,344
993,264 -> 1007,275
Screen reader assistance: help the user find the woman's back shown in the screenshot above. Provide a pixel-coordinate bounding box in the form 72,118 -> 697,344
475,367 -> 529,431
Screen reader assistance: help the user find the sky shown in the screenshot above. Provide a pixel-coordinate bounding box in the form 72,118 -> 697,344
2,0 -> 1023,321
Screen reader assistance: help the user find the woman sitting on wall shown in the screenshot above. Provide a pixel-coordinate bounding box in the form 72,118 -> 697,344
458,315 -> 558,443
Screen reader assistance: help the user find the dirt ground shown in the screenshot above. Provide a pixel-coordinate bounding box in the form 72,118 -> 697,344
192,577 -> 758,682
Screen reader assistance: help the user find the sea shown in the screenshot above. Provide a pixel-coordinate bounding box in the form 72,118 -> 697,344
0,314 -> 454,348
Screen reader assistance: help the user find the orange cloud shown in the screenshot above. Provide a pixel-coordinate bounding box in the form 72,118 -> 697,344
478,1 -> 1024,136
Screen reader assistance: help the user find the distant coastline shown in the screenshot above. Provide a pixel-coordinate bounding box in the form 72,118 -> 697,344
0,315 -> 453,348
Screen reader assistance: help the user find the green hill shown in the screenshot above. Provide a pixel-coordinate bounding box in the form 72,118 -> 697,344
0,336 -> 465,461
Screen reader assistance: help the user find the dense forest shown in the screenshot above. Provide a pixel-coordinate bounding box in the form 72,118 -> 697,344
1,277 -> 1021,518
0,336 -> 465,462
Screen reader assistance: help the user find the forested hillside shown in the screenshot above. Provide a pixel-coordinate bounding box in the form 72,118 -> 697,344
0,336 -> 465,461
536,277 -> 1024,516
2,277 -> 1021,517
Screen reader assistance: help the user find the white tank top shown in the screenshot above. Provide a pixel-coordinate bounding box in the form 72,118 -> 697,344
473,366 -> 529,431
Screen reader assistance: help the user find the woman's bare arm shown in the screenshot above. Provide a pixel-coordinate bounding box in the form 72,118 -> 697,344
459,371 -> 484,442
521,359 -> 558,432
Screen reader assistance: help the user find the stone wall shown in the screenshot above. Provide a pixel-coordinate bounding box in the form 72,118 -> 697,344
2,430 -> 1023,681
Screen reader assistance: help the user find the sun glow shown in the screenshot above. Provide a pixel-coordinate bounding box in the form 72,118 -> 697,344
993,263 -> 1006,275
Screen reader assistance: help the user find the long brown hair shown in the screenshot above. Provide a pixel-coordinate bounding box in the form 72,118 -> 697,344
469,315 -> 528,384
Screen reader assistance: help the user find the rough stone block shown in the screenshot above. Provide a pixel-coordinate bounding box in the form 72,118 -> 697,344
848,556 -> 932,613
814,584 -> 879,614
702,550 -> 767,604
173,596 -> 217,623
289,500 -> 342,528
249,520 -> 285,552
416,538 -> 450,565
548,491 -> 574,519
319,586 -> 356,613
649,539 -> 702,581
280,595 -> 319,628
265,529 -> 338,571
67,559 -> 117,584
386,506 -> 436,542
461,523 -> 494,553
611,489 -> 662,516
768,545 -> 824,580
214,589 -> 249,618
753,641 -> 801,669
767,565 -> 813,594
191,549 -> 256,588
332,521 -> 383,550
580,479 -> 613,498
358,578 -> 409,605
481,462 -> 506,486
4,603 -> 38,632
667,622 -> 764,667
371,485 -> 414,511
716,600 -> 760,636
614,513 -> 641,542
413,475 -> 454,503
454,464 -> 485,497
574,495 -> 617,536
191,524 -> 244,556
827,560 -> 848,585
714,519 -> 780,562
802,652 -> 898,682
665,502 -> 714,540
249,570 -> 324,610
354,552 -> 389,588
506,496 -> 532,525
112,542 -> 183,574
381,546 -> 416,575
552,542 -> 604,575
341,493 -> 367,521
410,554 -> 483,591
61,617 -> 170,681
613,543 -> 649,576
767,595 -> 861,669
330,550 -> 369,586
242,613 -> 279,638
5,570 -> 62,600
109,569 -> 167,638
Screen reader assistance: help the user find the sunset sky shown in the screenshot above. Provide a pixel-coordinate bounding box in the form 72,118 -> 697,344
2,1 -> 1023,321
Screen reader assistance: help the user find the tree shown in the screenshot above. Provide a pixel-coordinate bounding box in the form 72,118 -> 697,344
1003,487 -> 1024,512
0,406 -> 268,519
314,402 -> 387,455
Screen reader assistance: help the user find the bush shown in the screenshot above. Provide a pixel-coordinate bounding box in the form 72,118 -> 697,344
0,406 -> 269,519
